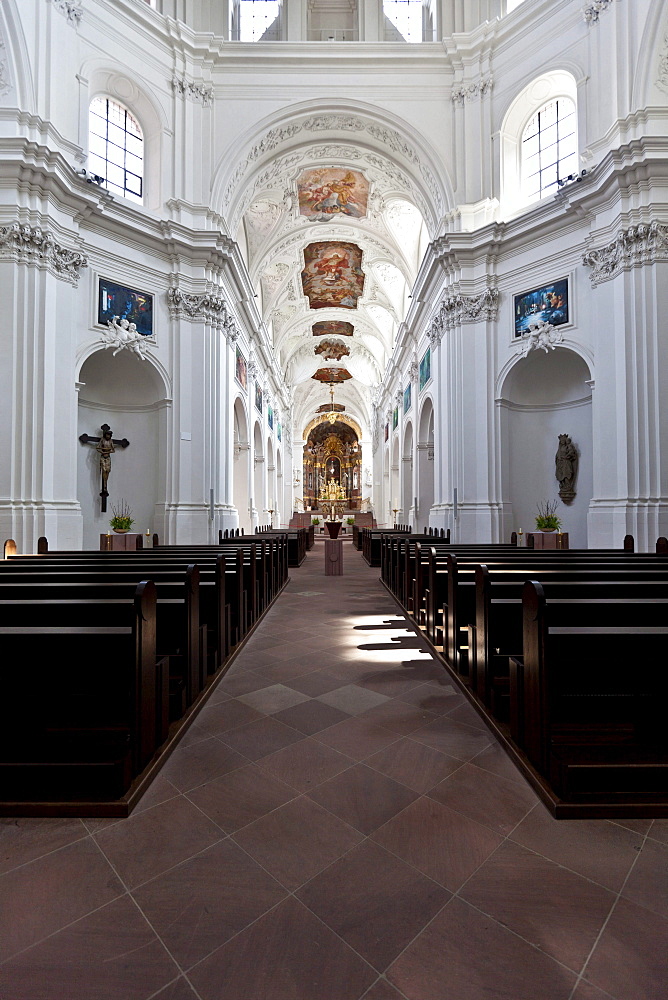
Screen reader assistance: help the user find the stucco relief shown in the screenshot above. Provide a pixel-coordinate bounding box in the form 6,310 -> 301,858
582,221 -> 668,285
171,76 -> 213,107
167,286 -> 238,336
583,0 -> 616,24
451,78 -> 493,104
0,223 -> 88,285
427,287 -> 500,344
657,32 -> 668,92
0,36 -> 11,96
48,0 -> 82,25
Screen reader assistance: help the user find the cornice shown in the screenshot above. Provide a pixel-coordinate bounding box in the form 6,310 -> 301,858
0,222 -> 87,285
582,221 -> 668,286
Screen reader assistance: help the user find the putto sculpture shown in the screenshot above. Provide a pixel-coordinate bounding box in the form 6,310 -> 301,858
102,316 -> 156,360
518,318 -> 563,356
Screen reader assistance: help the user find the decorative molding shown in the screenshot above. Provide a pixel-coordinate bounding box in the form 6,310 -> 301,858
0,37 -> 11,96
0,223 -> 88,285
427,287 -> 500,345
101,318 -> 156,361
657,32 -> 668,93
516,319 -> 563,357
582,221 -> 668,286
583,0 -> 614,24
451,78 -> 493,105
224,115 -> 442,221
408,361 -> 419,382
171,76 -> 213,107
167,286 -> 238,337
48,0 -> 83,26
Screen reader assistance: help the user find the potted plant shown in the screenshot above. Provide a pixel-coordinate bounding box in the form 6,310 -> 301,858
311,516 -> 321,526
110,499 -> 135,533
535,498 -> 562,533
346,516 -> 355,526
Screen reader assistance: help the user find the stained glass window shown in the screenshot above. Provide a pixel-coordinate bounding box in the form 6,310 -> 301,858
88,97 -> 143,204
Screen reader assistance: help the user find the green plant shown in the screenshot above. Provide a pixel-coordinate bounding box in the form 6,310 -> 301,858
535,498 -> 562,531
311,516 -> 321,525
346,516 -> 355,525
110,499 -> 135,531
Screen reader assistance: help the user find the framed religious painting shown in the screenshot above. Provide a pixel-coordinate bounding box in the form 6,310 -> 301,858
392,407 -> 398,431
235,346 -> 247,391
419,347 -> 431,392
255,383 -> 263,414
277,421 -> 282,442
98,278 -> 154,336
268,404 -> 274,430
384,422 -> 389,442
514,276 -> 570,338
403,383 -> 412,414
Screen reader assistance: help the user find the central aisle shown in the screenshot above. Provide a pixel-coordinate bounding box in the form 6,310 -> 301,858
1,538 -> 666,1000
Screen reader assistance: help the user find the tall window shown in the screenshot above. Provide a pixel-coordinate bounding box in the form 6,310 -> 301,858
232,0 -> 282,41
522,98 -> 577,201
88,98 -> 143,204
383,1 -> 433,42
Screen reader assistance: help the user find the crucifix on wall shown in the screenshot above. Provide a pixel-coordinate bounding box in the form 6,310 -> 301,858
79,423 -> 130,512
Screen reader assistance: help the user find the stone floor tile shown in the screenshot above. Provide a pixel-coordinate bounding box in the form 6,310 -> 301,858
427,761 -> 538,835
365,739 -> 463,793
257,737 -> 355,793
620,836 -> 668,918
185,763 -> 297,833
235,682 -> 311,714
0,816 -> 88,875
316,683 -> 391,714
386,897 -> 576,1000
188,896 -> 376,1000
584,897 -> 668,1000
308,762 -> 418,834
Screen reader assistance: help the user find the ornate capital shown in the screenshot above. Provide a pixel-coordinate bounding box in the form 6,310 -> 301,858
0,223 -> 88,285
583,0 -> 614,24
167,285 -> 238,336
582,221 -> 668,286
451,78 -> 493,105
171,76 -> 213,107
427,286 -> 500,343
408,361 -> 419,383
48,0 -> 82,26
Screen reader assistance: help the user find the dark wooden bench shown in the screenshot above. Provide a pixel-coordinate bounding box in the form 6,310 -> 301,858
510,580 -> 668,812
0,580 -> 169,808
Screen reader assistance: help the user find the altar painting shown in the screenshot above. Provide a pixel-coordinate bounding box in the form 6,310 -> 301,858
301,242 -> 364,310
298,168 -> 369,222
312,321 -> 354,337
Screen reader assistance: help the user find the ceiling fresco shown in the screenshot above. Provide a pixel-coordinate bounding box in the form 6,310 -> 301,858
297,168 -> 369,222
312,320 -> 354,337
314,340 -> 351,361
301,242 -> 365,310
312,367 -> 353,382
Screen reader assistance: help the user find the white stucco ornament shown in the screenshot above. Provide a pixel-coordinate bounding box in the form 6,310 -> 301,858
102,317 -> 156,360
517,319 -> 563,356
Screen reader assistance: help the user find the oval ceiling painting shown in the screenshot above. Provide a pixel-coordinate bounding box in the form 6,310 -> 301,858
312,367 -> 353,383
301,242 -> 365,310
298,168 -> 369,222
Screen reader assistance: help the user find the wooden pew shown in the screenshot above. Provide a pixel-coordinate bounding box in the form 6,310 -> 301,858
511,579 -> 668,810
0,580 -> 169,807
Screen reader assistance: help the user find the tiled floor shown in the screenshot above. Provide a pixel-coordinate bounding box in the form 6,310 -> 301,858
1,537 -> 667,1000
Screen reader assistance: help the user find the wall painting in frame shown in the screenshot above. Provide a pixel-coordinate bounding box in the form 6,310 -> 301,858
235,346 -> 247,391
419,347 -> 431,392
514,277 -> 569,337
98,278 -> 153,336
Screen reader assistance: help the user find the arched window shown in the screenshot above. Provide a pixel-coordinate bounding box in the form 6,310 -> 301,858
231,0 -> 282,41
522,98 -> 577,201
498,71 -> 578,218
88,97 -> 144,204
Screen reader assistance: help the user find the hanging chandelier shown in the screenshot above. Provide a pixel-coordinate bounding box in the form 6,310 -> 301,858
327,384 -> 337,424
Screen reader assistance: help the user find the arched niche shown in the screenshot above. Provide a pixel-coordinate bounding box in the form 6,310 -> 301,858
233,396 -> 250,530
498,347 -> 592,547
77,348 -> 169,548
417,397 -> 434,529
